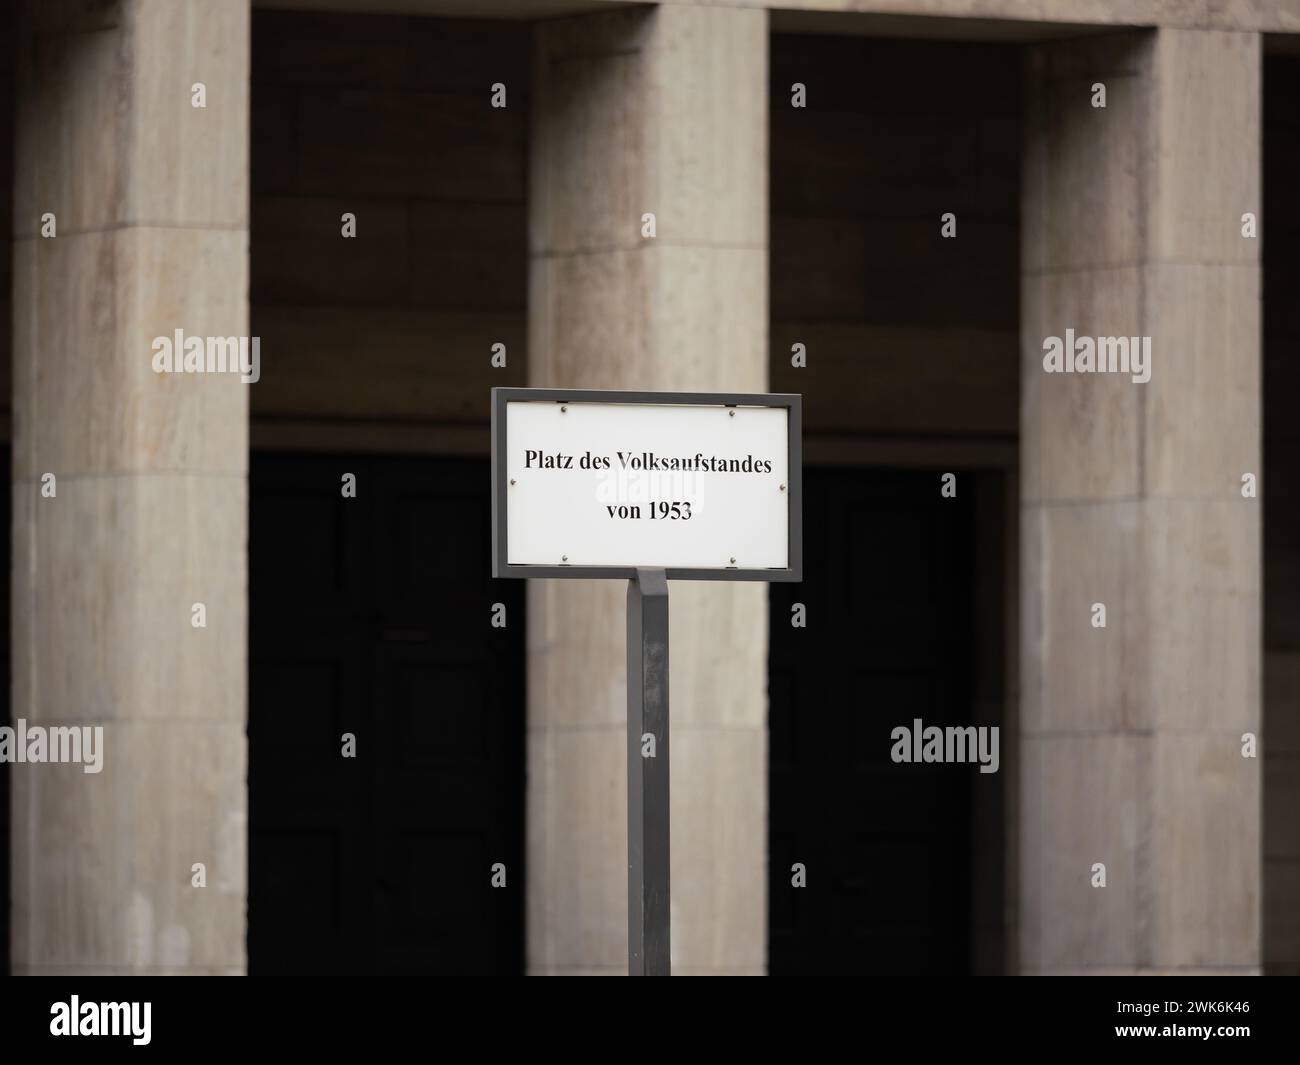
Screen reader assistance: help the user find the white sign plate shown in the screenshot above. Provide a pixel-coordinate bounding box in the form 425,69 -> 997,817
497,394 -> 795,574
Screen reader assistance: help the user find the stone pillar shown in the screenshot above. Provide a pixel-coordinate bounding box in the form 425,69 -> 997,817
527,5 -> 767,974
10,0 -> 249,973
1020,29 -> 1261,973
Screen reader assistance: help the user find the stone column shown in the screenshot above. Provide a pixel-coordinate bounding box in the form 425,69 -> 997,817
527,5 -> 768,974
1020,29 -> 1261,973
10,0 -> 249,973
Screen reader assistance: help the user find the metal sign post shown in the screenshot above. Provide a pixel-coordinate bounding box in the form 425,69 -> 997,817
491,387 -> 801,976
627,568 -> 670,975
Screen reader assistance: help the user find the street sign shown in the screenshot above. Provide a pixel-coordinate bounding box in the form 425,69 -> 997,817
490,387 -> 803,976
491,388 -> 802,581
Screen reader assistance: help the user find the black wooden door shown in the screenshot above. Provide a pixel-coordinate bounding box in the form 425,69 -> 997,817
249,454 -> 524,974
769,467 -> 975,973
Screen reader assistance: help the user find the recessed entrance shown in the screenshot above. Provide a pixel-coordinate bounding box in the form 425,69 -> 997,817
767,27 -> 1018,972
248,453 -> 524,973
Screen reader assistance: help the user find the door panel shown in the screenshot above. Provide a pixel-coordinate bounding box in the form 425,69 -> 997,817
249,454 -> 524,974
769,467 -> 976,974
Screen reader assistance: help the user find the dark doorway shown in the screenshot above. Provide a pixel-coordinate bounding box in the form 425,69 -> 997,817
1263,48 -> 1300,976
249,453 -> 524,974
769,467 -> 981,973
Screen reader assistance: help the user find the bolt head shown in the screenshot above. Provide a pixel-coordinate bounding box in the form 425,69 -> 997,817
510,479 -> 516,486
560,405 -> 567,413
779,483 -> 786,491
729,557 -> 736,565
728,410 -> 735,417
561,555 -> 568,562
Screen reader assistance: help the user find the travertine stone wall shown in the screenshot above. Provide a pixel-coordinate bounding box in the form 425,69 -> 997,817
10,0 -> 249,973
1020,28 -> 1262,973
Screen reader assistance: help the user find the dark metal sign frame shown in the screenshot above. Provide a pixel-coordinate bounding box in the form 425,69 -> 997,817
490,386 -> 804,976
491,387 -> 802,582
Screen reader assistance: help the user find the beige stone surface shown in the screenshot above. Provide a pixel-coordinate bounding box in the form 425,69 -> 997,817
1143,263 -> 1260,499
14,0 -> 248,235
13,474 -> 246,726
14,227 -> 249,480
525,726 -> 627,971
526,579 -> 628,730
529,250 -> 651,384
529,245 -> 768,394
668,581 -> 766,729
1021,26 -> 1262,974
11,0 -> 249,973
11,719 -> 247,971
1148,731 -> 1260,967
1017,274 -> 1045,500
528,3 -> 768,975
530,51 -> 646,255
670,725 -> 766,972
1021,501 -> 1146,737
645,6 -> 767,248
1142,498 -> 1260,734
11,14 -> 123,237
649,246 -> 767,385
1019,734 -> 1144,970
1024,29 -> 1260,272
125,0 -> 250,229
1020,267 -> 1143,504
10,237 -> 36,454
1022,56 -> 1148,274
1149,29 -> 1259,263
532,5 -> 765,255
